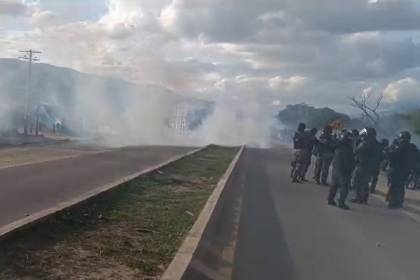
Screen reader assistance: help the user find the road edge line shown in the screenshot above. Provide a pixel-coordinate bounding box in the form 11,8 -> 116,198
0,146 -> 205,239
161,145 -> 245,280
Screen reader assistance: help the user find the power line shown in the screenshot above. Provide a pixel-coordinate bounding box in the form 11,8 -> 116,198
18,49 -> 42,136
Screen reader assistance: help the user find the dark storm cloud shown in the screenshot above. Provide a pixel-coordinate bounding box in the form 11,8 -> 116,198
290,0 -> 420,34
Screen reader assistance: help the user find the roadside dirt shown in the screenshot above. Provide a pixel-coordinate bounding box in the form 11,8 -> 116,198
0,147 -> 101,169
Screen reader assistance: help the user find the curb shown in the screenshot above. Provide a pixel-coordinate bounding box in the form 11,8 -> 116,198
0,146 -> 206,240
161,145 -> 245,280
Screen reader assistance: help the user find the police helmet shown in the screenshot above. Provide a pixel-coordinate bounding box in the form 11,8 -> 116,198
340,130 -> 351,141
360,127 -> 376,139
381,138 -> 389,147
298,123 -> 306,131
398,131 -> 411,144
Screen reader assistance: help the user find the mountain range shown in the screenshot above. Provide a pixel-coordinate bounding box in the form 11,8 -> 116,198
0,58 -> 212,134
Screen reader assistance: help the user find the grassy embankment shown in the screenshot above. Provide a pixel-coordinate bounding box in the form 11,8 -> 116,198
0,145 -> 239,280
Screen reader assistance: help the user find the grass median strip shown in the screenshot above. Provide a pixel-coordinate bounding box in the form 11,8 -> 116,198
0,145 -> 239,280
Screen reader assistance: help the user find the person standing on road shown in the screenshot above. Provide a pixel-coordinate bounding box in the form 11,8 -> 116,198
314,125 -> 335,185
349,129 -> 361,190
386,131 -> 418,209
301,128 -> 318,182
369,138 -> 389,194
351,129 -> 361,152
327,130 -> 354,210
291,123 -> 307,183
351,127 -> 382,204
405,150 -> 420,190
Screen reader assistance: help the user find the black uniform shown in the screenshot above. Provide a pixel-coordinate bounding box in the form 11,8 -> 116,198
302,130 -> 318,180
406,150 -> 420,189
328,136 -> 354,208
314,132 -> 335,185
369,143 -> 387,193
387,142 -> 418,208
352,138 -> 382,203
291,130 -> 307,182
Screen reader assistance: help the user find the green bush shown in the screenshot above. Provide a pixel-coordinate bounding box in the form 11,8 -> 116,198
411,111 -> 420,135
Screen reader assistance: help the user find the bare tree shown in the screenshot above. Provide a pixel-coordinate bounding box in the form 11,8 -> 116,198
349,91 -> 384,126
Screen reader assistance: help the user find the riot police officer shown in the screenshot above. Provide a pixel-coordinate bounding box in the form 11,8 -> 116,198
351,127 -> 382,204
301,128 -> 318,182
314,125 -> 335,185
327,130 -> 354,209
386,131 -> 418,208
291,123 -> 307,183
370,138 -> 389,194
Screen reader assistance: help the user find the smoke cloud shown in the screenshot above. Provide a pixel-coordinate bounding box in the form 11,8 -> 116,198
0,59 -> 274,147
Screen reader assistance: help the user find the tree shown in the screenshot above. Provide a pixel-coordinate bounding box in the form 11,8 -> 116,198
410,111 -> 420,135
349,92 -> 383,127
278,103 -> 350,129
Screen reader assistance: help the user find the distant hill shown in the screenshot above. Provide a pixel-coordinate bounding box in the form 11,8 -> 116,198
277,103 -> 351,129
0,58 -> 212,135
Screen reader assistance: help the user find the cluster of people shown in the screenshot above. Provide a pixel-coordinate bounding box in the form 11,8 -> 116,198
291,122 -> 419,210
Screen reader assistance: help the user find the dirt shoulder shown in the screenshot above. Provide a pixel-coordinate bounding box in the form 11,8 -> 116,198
0,147 -> 102,169
0,145 -> 238,280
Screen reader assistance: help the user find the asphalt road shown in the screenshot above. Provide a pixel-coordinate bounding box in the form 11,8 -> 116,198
233,147 -> 420,280
0,145 -> 195,228
185,146 -> 420,280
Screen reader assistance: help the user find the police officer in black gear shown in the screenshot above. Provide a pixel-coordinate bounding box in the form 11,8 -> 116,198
314,125 -> 335,185
351,127 -> 382,204
386,131 -> 418,208
351,129 -> 361,152
369,138 -> 390,194
301,128 -> 318,181
406,150 -> 420,189
328,130 -> 354,210
291,123 -> 307,183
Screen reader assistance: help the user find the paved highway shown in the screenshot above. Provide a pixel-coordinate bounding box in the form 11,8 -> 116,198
0,145 -> 195,228
184,146 -> 420,280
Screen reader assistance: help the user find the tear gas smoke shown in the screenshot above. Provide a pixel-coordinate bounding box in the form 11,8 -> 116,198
0,59 -> 275,147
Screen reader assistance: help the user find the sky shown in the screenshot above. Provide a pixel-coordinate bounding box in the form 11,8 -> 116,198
1,0 -> 420,114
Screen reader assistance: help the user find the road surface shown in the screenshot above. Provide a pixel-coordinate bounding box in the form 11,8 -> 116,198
0,145 -> 195,228
184,146 -> 420,280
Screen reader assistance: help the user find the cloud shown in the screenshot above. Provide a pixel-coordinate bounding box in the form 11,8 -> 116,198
1,0 -> 420,117
31,10 -> 59,27
0,1 -> 30,17
284,0 -> 420,34
383,77 -> 420,106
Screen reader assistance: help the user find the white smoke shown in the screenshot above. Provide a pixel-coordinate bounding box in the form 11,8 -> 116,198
191,97 -> 272,147
0,59 -> 275,148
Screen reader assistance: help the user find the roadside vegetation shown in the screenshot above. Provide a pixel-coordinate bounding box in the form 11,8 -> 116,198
410,110 -> 420,135
0,145 -> 238,280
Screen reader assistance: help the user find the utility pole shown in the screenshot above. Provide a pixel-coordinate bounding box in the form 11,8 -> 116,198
19,49 -> 41,136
